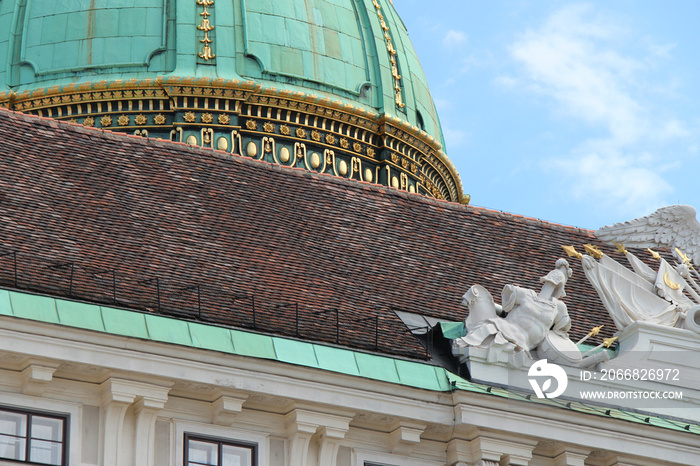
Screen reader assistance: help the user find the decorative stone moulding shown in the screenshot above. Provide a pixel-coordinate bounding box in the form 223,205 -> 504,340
0,77 -> 466,203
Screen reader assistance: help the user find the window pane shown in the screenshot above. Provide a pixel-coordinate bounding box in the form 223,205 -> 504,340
188,439 -> 218,465
31,416 -> 63,442
30,439 -> 62,465
0,411 -> 26,437
0,434 -> 26,461
222,444 -> 253,466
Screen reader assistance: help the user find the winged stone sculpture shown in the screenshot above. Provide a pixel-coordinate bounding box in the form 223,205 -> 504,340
595,205 -> 700,266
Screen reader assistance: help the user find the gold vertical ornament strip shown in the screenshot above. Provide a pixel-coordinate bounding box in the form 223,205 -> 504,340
197,0 -> 216,61
372,0 -> 404,109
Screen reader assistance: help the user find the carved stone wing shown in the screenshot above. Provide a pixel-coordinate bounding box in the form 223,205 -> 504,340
595,205 -> 700,265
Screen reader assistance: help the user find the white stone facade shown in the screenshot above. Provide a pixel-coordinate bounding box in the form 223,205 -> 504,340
0,308 -> 698,466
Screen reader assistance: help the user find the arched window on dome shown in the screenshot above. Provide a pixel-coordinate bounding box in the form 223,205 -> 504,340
416,111 -> 425,132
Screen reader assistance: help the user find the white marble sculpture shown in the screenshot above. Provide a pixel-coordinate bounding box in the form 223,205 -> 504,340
592,205 -> 700,333
453,259 -> 594,366
582,253 -> 686,330
596,204 -> 700,266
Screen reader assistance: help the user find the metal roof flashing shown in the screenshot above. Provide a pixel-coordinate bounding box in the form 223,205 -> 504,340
0,288 -> 450,392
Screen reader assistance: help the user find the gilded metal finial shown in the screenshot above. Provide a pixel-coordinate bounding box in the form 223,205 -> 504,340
561,245 -> 583,259
603,336 -> 618,348
675,247 -> 691,265
583,244 -> 604,259
613,241 -> 627,255
647,248 -> 661,260
575,325 -> 604,345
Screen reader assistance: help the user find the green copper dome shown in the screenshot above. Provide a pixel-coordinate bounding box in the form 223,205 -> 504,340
0,0 -> 466,202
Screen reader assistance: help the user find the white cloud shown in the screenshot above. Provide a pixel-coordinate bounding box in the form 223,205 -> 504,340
442,126 -> 469,153
507,3 -> 690,217
493,75 -> 518,89
443,30 -> 467,49
656,119 -> 690,140
510,3 -> 644,144
553,150 -> 673,217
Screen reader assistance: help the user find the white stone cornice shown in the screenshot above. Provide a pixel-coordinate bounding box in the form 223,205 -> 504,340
388,420 -> 426,455
551,446 -> 591,466
453,401 -> 699,464
133,399 -> 164,466
447,438 -> 475,465
211,393 -> 248,426
448,436 -> 535,466
285,407 -> 353,435
100,377 -> 171,406
20,363 -> 57,396
285,407 -> 353,466
0,319 -> 455,424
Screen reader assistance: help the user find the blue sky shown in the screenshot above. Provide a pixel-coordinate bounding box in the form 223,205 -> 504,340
395,1 -> 700,230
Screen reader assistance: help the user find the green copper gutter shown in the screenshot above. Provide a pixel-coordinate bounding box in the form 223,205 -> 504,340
0,288 -> 450,392
0,288 -> 697,435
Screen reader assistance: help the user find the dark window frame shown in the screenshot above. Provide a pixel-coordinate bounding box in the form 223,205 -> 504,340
184,432 -> 258,466
0,405 -> 69,466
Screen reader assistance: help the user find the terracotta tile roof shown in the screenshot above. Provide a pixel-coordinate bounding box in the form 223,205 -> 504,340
0,109 -> 629,358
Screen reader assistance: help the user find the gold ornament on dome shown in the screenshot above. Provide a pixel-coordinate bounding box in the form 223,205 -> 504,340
280,124 -> 291,136
390,153 -> 399,163
218,114 -> 230,125
134,114 -> 147,125
263,122 -> 275,133
372,0 -> 405,109
401,158 -> 409,169
367,148 -> 375,157
325,134 -> 336,145
338,160 -> 348,175
296,127 -> 306,138
83,116 -> 95,127
154,114 -> 166,125
340,138 -> 349,149
353,142 -> 362,153
246,120 -> 257,130
311,130 -> 321,142
184,112 -> 197,123
117,115 -> 130,126
197,0 -> 216,60
310,152 -> 321,169
246,142 -> 257,157
279,147 -> 291,163
201,113 -> 214,124
68,118 -> 77,124
411,163 -> 418,174
100,116 -> 112,127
